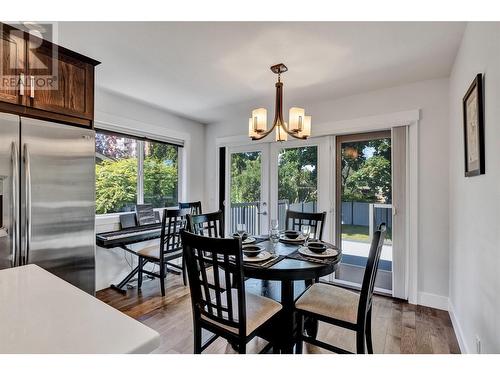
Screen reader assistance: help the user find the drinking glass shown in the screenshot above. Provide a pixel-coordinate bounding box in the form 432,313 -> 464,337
301,225 -> 311,245
270,219 -> 279,230
236,223 -> 247,238
269,228 -> 280,254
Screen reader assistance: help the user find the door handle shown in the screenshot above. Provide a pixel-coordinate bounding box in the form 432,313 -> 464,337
24,144 -> 32,265
30,76 -> 35,98
257,201 -> 267,215
19,73 -> 25,96
11,142 -> 19,267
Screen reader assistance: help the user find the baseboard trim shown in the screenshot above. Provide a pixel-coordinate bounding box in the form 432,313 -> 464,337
448,300 -> 469,354
417,292 -> 449,311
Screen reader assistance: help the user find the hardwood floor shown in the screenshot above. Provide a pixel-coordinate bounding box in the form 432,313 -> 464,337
96,273 -> 460,354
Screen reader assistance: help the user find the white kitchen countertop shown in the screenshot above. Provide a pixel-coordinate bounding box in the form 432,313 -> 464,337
0,264 -> 160,353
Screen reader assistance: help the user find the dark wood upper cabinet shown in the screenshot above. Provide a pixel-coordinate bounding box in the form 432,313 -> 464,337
0,25 -> 26,106
0,23 -> 100,127
27,38 -> 96,120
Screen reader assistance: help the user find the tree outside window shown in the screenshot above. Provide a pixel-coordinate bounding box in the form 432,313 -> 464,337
95,131 -> 179,214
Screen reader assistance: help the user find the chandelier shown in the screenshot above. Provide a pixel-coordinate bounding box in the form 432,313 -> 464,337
248,63 -> 311,142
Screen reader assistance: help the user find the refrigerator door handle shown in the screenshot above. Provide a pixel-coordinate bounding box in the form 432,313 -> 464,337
11,142 -> 19,267
23,144 -> 32,265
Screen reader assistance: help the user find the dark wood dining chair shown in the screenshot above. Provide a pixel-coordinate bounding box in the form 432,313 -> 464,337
186,210 -> 224,238
137,208 -> 189,296
186,210 -> 230,289
181,230 -> 282,354
179,201 -> 202,215
285,210 -> 327,240
294,223 -> 387,354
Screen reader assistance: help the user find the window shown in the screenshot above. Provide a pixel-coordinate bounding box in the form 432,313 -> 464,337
95,130 -> 179,214
143,140 -> 179,208
95,132 -> 138,214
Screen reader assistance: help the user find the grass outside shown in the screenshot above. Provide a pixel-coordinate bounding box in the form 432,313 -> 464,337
341,224 -> 392,243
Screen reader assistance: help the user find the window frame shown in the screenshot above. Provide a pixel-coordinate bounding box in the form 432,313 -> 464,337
95,129 -> 182,217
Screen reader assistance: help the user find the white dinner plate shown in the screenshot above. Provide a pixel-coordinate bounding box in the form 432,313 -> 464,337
298,246 -> 339,258
243,251 -> 272,263
242,237 -> 256,244
279,234 -> 306,243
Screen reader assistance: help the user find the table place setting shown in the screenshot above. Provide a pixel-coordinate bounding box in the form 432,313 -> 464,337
232,223 -> 272,245
241,244 -> 284,268
286,240 -> 341,265
277,224 -> 314,244
231,224 -> 282,268
243,255 -> 284,268
278,230 -> 308,244
233,222 -> 272,244
232,232 -> 257,245
232,233 -> 269,245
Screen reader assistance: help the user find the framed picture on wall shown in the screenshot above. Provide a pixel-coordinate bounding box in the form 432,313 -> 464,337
462,73 -> 485,177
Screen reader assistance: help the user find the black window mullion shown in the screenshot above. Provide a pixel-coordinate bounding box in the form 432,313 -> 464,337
137,139 -> 144,205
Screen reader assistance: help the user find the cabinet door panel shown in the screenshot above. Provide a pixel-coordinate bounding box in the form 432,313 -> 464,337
0,27 -> 26,105
63,59 -> 86,114
28,41 -> 94,120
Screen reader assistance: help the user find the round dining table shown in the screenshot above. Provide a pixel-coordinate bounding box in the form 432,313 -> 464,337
242,238 -> 341,353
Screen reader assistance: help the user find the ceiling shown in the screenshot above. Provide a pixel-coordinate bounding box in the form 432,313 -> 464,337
56,22 -> 466,124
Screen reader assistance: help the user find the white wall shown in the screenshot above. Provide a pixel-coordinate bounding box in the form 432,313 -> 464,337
205,78 -> 450,306
448,23 -> 500,353
94,89 -> 205,291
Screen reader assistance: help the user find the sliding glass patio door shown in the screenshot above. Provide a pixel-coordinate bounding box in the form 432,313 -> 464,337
226,144 -> 269,237
334,131 -> 394,292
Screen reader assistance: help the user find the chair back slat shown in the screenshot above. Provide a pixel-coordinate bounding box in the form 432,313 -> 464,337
160,209 -> 189,260
357,223 -> 387,325
179,201 -> 203,215
186,210 -> 225,238
285,210 -> 327,240
181,230 -> 246,335
211,250 -> 224,319
196,246 -> 214,315
223,252 -> 234,322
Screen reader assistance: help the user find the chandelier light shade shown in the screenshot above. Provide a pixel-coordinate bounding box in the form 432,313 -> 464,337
249,63 -> 311,142
251,108 -> 267,132
301,116 -> 312,138
288,107 -> 305,132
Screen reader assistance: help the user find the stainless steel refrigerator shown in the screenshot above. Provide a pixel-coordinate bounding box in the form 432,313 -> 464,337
0,113 -> 96,294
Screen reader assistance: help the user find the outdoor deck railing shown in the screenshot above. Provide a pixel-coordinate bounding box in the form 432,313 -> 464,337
229,200 -> 317,234
229,201 -> 261,235
230,200 -> 391,238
